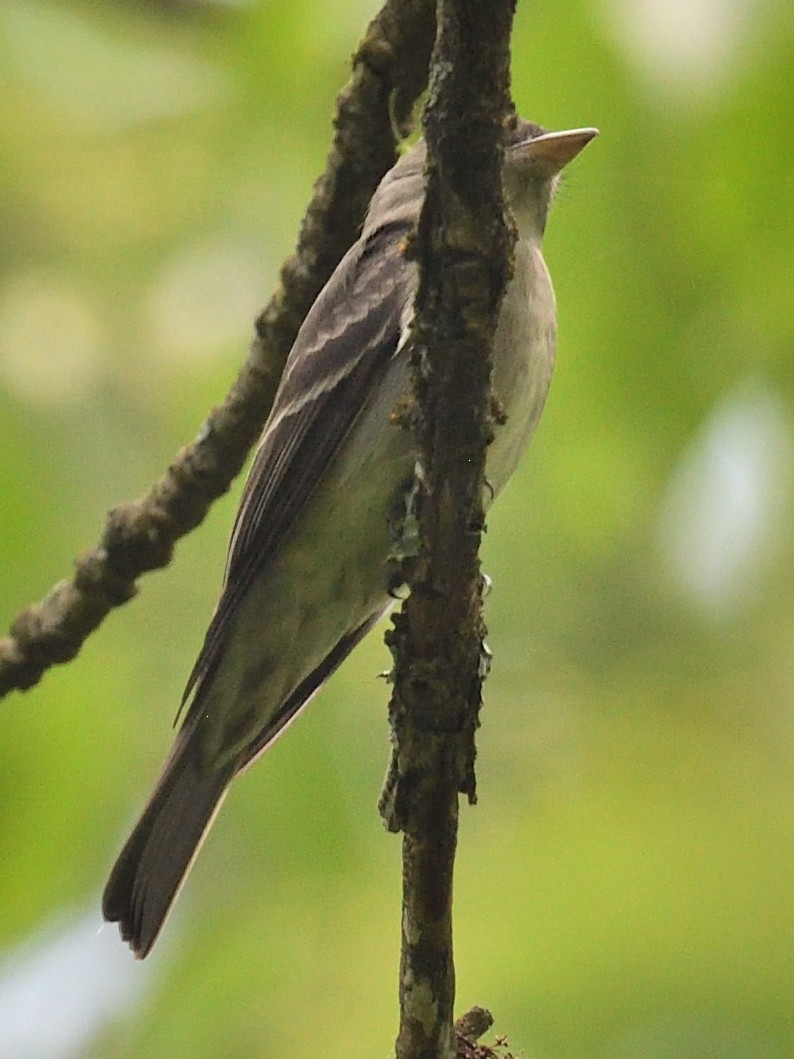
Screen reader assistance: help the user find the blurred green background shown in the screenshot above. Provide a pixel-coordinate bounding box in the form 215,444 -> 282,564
0,1 -> 792,1056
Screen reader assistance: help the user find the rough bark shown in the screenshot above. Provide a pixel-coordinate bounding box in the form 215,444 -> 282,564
381,2 -> 518,1057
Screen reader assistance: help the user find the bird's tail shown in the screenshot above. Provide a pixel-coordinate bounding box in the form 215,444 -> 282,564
102,731 -> 235,959
104,612 -> 388,958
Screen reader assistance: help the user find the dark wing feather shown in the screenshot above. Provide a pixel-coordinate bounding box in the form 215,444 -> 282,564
181,229 -> 414,707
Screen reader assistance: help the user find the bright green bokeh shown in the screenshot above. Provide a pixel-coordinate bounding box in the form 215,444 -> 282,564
0,1 -> 792,1056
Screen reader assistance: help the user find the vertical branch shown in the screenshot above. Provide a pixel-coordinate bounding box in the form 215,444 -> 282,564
382,2 -> 517,1058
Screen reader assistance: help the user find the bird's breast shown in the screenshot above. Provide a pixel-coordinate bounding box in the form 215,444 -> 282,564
487,241 -> 557,498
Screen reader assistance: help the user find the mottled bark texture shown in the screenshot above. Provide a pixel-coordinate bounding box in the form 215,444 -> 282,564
0,0 -> 436,699
382,2 -> 518,1058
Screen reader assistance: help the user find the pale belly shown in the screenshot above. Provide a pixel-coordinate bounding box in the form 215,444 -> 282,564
200,239 -> 556,762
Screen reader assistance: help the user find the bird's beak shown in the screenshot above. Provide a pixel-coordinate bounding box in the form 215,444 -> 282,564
514,127 -> 599,176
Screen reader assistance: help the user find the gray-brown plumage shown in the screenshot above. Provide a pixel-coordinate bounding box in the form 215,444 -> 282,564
103,119 -> 597,958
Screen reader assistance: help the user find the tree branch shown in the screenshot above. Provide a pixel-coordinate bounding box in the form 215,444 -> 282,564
381,2 -> 517,1057
0,0 -> 436,700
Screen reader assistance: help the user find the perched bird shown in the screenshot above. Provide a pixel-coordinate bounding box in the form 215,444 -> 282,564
103,118 -> 597,957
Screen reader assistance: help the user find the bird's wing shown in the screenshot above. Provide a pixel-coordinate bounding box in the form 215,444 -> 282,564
181,227 -> 415,709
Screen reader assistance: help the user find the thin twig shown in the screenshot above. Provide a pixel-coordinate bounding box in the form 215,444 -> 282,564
0,0 -> 436,700
382,2 -> 517,1058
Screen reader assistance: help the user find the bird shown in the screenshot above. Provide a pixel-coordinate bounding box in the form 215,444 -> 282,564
103,117 -> 597,957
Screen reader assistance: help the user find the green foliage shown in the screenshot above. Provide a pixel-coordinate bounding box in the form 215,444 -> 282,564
0,1 -> 792,1056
